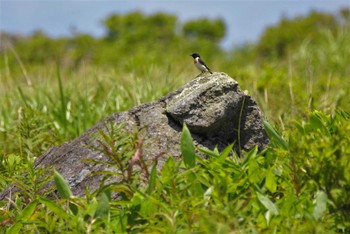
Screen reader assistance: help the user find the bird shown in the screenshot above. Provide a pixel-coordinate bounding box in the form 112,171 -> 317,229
190,53 -> 213,74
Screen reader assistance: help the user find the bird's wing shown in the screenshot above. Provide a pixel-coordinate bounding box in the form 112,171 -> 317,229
199,59 -> 211,70
198,59 -> 209,70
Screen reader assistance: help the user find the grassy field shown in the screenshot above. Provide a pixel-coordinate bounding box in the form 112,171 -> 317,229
1,16 -> 350,233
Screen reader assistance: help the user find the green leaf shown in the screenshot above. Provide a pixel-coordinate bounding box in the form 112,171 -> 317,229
257,192 -> 279,215
95,192 -> 110,218
6,154 -> 21,167
54,170 -> 73,199
6,200 -> 37,234
309,111 -> 329,134
161,157 -> 176,182
18,200 -> 38,220
69,202 -> 79,216
242,146 -> 258,166
6,223 -> 22,234
265,210 -> 272,226
313,190 -> 327,220
188,172 -> 204,196
38,197 -> 71,219
139,200 -> 158,218
85,197 -> 99,217
147,162 -> 157,195
197,146 -> 219,157
216,143 -> 233,164
263,121 -> 288,150
181,123 -> 195,168
248,157 -> 261,183
266,168 -> 277,193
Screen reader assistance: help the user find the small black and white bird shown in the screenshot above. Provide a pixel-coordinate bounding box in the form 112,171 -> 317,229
190,53 -> 213,74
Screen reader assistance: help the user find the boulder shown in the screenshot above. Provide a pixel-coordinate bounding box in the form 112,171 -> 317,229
0,72 -> 269,199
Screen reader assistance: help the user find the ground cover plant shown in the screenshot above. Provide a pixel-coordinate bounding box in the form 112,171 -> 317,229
0,8 -> 350,233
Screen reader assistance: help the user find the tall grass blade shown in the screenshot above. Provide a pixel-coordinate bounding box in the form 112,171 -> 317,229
17,87 -> 30,109
56,64 -> 67,131
263,121 -> 288,150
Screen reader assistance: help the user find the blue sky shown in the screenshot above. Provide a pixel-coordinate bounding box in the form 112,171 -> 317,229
1,1 -> 349,49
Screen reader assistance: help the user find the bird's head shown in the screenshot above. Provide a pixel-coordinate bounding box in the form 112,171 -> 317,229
190,53 -> 200,59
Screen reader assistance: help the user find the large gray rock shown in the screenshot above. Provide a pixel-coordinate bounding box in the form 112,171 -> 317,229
0,72 -> 269,199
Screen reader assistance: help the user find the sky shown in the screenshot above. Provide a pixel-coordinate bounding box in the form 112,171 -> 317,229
1,1 -> 350,49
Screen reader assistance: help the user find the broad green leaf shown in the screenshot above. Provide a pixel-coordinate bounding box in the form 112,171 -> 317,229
131,192 -> 164,218
38,197 -> 71,219
130,192 -> 143,206
313,190 -> 327,220
181,123 -> 195,168
6,223 -> 22,234
139,199 -> 158,218
18,200 -> 38,220
147,162 -> 157,195
248,157 -> 261,183
85,197 -> 99,217
54,170 -> 73,199
69,202 -> 79,216
257,192 -> 279,215
266,168 -> 277,193
263,121 -> 288,150
53,170 -> 79,215
95,192 -> 110,218
161,157 -> 176,182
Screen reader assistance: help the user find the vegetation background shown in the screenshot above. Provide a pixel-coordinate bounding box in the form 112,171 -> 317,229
0,7 -> 349,233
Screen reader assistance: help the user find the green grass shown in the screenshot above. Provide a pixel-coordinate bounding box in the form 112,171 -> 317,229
0,57 -> 190,156
1,113 -> 349,232
0,27 -> 350,232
